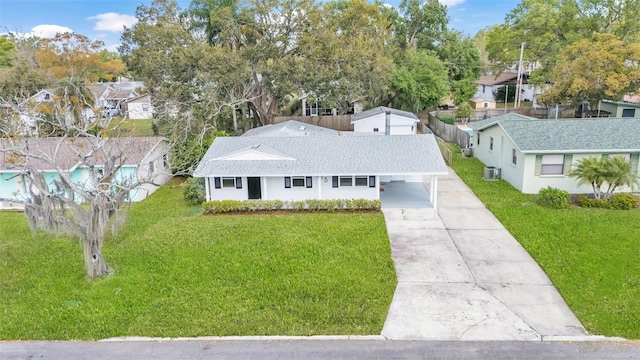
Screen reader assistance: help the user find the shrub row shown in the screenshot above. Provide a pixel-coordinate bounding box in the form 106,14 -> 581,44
578,193 -> 639,210
202,198 -> 382,214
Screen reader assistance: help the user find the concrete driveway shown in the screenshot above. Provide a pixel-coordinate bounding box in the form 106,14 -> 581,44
380,169 -> 588,341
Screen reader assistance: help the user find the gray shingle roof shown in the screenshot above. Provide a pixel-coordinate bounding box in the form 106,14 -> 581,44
242,120 -> 339,137
194,134 -> 448,177
468,113 -> 536,130
351,106 -> 419,122
470,117 -> 640,153
0,137 -> 165,171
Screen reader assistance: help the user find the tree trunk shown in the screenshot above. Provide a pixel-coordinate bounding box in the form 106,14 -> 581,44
232,104 -> 238,132
83,238 -> 113,279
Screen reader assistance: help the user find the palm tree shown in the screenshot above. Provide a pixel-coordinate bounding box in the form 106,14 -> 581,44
603,156 -> 640,198
569,157 -> 608,199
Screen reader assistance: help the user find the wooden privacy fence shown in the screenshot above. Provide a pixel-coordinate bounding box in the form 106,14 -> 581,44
273,115 -> 354,131
425,112 -> 470,149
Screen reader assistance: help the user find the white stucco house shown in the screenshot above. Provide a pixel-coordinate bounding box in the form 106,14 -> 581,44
122,94 -> 153,119
350,107 -> 419,135
469,114 -> 640,194
193,132 -> 448,208
0,137 -> 172,209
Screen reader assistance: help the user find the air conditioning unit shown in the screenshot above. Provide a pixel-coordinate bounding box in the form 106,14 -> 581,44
483,166 -> 500,181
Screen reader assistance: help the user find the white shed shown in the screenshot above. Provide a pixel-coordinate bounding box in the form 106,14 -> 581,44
350,107 -> 419,135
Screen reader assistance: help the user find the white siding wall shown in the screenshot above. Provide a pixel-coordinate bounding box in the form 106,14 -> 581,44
264,176 -> 317,201
205,175 -> 380,201
208,177 -> 248,200
320,176 -> 379,200
353,113 -> 417,135
521,153 -> 640,194
127,102 -> 154,119
473,126 -> 525,191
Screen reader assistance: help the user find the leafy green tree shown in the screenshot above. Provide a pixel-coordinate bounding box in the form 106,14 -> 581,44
397,0 -> 448,51
493,84 -> 517,103
485,0 -> 583,86
391,50 -> 449,112
538,33 -> 640,108
438,31 -> 482,107
0,36 -> 15,67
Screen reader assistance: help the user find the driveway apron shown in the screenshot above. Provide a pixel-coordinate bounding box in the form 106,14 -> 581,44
380,169 -> 587,341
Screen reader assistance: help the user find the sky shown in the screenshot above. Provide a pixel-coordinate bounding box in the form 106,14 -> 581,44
0,0 -> 520,52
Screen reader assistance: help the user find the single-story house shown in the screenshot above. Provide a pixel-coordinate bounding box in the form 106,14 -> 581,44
598,100 -> 640,118
469,114 -> 640,194
350,107 -> 419,135
193,134 -> 448,207
122,94 -> 153,119
243,120 -> 339,137
469,97 -> 496,110
0,137 -> 171,209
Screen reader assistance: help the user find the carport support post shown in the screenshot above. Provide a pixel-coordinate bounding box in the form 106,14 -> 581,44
205,177 -> 211,201
430,175 -> 438,208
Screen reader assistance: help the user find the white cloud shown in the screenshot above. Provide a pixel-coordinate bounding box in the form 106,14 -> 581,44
440,0 -> 466,6
88,12 -> 137,33
105,43 -> 121,53
30,24 -> 73,38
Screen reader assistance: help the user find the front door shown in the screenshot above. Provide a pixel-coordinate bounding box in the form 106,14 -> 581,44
247,177 -> 261,199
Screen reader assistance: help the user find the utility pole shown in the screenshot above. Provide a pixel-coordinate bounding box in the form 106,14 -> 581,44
504,85 -> 508,114
515,42 -> 525,108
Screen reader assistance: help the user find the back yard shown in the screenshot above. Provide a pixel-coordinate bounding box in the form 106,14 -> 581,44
0,180 -> 396,340
445,143 -> 640,339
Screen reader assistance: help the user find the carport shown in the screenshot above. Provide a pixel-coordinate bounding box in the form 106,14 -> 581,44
379,179 -> 435,209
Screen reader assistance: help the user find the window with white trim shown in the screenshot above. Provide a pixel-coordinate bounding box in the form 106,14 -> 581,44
222,177 -> 236,188
292,177 -> 305,187
355,176 -> 368,186
339,176 -> 353,186
285,176 -> 313,188
512,149 -> 517,165
489,137 -> 494,151
541,154 -> 564,175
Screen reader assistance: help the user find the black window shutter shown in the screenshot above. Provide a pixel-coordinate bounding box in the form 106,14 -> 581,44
306,176 -> 312,188
332,176 -> 338,188
214,177 -> 221,189
284,177 -> 291,188
369,176 -> 375,188
235,177 -> 242,189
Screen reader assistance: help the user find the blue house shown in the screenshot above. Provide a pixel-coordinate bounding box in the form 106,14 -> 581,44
0,137 -> 171,209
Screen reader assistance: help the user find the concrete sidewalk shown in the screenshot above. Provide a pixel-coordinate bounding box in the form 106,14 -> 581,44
380,169 -> 587,341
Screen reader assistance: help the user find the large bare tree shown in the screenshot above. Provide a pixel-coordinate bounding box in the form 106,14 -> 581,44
1,92 -> 171,279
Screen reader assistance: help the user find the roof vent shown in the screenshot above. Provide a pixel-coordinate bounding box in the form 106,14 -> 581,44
298,126 -> 306,131
251,144 -> 260,149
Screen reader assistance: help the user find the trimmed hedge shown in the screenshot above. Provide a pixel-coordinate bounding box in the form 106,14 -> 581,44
537,186 -> 570,209
202,198 -> 382,214
578,193 -> 639,210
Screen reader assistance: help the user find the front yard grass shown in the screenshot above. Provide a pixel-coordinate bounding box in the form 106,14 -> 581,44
445,143 -> 640,339
104,118 -> 155,137
0,181 -> 396,340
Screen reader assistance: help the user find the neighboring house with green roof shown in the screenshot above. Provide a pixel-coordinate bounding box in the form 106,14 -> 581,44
468,114 -> 640,194
599,100 -> 640,118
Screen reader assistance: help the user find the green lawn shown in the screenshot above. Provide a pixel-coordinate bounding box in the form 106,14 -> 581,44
445,143 -> 640,339
104,118 -> 155,137
0,181 -> 396,340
